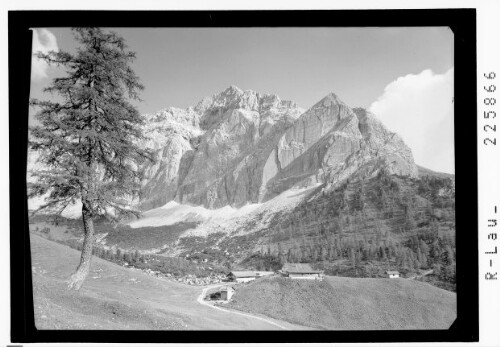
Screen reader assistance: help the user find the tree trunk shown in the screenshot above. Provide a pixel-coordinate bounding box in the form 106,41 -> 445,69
67,202 -> 95,290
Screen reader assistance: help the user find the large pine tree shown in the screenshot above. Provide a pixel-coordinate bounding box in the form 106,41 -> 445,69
28,28 -> 153,290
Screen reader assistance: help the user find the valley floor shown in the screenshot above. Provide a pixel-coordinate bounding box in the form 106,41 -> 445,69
29,234 -> 308,330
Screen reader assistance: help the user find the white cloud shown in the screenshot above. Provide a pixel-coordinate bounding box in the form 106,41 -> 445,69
369,68 -> 454,174
31,28 -> 59,81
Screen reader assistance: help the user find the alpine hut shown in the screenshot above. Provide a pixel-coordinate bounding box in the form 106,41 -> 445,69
282,263 -> 323,280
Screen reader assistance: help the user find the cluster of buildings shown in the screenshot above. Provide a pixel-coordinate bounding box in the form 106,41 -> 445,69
228,263 -> 324,283
209,264 -> 400,303
210,263 -> 324,303
227,264 -> 400,283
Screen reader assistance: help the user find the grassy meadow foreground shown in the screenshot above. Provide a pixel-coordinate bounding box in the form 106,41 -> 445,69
30,234 -> 304,330
30,232 -> 455,330
226,276 -> 456,330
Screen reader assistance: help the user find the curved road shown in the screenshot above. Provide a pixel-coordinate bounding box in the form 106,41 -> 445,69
196,283 -> 290,330
30,234 -> 309,330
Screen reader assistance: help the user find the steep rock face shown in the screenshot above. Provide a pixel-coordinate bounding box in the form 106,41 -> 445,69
138,108 -> 203,210
139,87 -> 417,210
175,87 -> 303,208
323,108 -> 418,187
264,94 -> 362,199
262,98 -> 418,200
276,94 -> 358,169
27,86 -> 419,216
139,134 -> 192,210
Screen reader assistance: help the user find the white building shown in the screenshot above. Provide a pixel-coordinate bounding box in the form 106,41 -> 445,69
220,286 -> 235,301
386,271 -> 400,279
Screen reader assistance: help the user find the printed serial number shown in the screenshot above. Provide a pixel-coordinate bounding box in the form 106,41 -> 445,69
483,72 -> 497,146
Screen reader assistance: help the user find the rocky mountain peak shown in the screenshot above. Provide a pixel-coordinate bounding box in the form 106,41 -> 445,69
28,86 -> 421,219
223,84 -> 243,95
138,87 -> 417,210
312,92 -> 344,109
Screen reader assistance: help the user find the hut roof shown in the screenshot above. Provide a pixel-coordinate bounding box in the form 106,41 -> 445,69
282,263 -> 323,274
230,271 -> 258,278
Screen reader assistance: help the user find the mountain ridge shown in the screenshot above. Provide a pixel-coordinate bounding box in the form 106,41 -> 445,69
139,86 -> 418,211
27,86 -> 456,291
27,85 -> 453,218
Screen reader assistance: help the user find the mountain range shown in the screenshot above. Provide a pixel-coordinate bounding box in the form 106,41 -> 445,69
139,85 -> 417,211
28,86 -> 456,287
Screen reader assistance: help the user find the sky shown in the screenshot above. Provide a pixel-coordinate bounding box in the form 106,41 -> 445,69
30,27 -> 454,173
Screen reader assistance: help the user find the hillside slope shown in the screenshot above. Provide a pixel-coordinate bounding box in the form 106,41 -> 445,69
226,276 -> 456,330
256,170 -> 455,261
29,234 -> 304,330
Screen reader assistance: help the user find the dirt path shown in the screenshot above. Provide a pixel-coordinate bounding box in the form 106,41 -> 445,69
30,234 -> 306,330
196,284 -> 292,330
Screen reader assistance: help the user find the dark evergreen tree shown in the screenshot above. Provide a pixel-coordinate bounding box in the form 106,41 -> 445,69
419,239 -> 430,256
443,263 -> 456,282
116,248 -> 122,261
133,250 -> 140,263
444,245 -> 455,265
378,246 -> 386,260
124,252 -> 132,264
29,28 -> 154,290
413,258 -> 421,270
355,249 -> 362,267
332,247 -> 339,260
388,244 -> 396,258
416,247 -> 423,263
431,240 -> 442,260
349,248 -> 356,269
407,249 -> 415,272
401,250 -> 408,269
368,244 -> 376,260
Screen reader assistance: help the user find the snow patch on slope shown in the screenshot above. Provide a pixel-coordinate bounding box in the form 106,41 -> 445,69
182,184 -> 321,238
129,183 -> 321,241
128,200 -> 262,229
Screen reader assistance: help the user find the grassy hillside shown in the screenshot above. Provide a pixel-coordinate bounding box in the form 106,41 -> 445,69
29,234 -> 301,330
226,276 -> 456,330
30,221 -> 229,282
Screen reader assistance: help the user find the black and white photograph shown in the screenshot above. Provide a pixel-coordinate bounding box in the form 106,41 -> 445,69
24,24 -> 459,332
